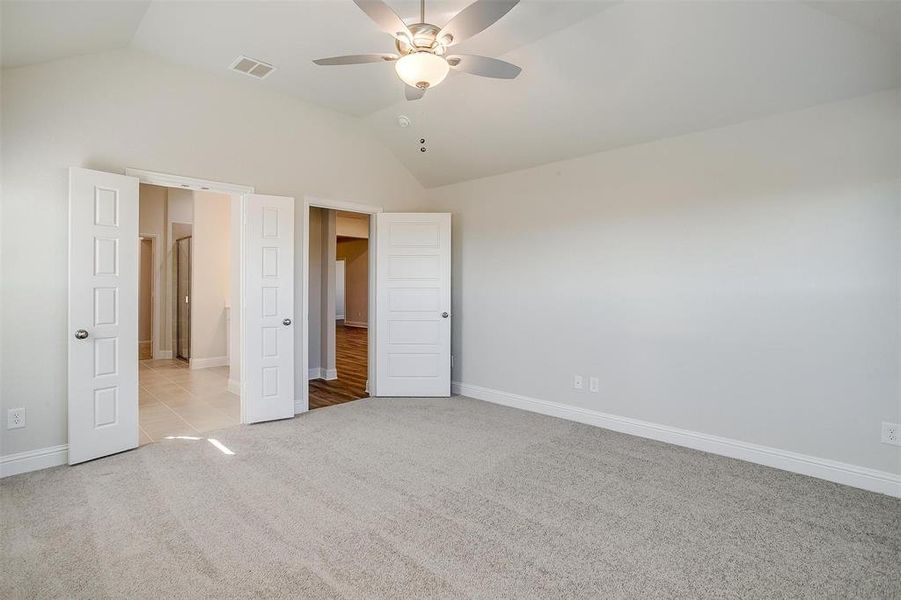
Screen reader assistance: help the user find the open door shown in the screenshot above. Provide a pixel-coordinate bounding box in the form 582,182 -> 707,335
68,167 -> 140,464
374,213 -> 451,397
244,194 -> 295,423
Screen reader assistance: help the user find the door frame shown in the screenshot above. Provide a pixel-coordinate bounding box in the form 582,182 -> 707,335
125,168 -> 254,423
300,196 -> 382,413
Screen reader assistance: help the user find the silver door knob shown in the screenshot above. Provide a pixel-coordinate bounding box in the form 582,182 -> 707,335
74,329 -> 89,340
282,318 -> 292,326
441,312 -> 449,318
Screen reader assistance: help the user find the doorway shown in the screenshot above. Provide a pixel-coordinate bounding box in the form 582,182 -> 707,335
306,208 -> 371,409
135,183 -> 240,445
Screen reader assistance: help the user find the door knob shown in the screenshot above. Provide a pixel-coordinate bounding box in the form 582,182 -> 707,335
441,312 -> 449,318
282,318 -> 292,326
74,329 -> 89,340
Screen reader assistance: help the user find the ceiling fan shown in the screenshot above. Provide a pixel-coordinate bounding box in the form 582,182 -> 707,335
313,0 -> 522,100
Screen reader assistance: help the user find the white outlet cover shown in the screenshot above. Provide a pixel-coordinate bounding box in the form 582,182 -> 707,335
881,422 -> 900,446
7,407 -> 25,430
573,375 -> 583,390
589,377 -> 599,393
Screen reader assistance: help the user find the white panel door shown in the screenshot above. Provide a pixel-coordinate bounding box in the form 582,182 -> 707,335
375,213 -> 451,397
68,167 -> 139,464
244,194 -> 295,423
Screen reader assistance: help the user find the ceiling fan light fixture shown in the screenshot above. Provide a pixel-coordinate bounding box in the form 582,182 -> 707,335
395,51 -> 449,90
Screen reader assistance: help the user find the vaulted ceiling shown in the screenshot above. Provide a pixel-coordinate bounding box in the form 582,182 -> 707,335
3,1 -> 899,187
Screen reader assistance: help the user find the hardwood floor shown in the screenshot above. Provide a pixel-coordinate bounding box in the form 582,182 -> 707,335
309,322 -> 368,409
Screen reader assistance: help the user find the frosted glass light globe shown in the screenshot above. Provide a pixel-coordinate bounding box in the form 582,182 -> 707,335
395,52 -> 449,89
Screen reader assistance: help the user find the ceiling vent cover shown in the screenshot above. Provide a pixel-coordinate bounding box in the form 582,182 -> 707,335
230,55 -> 275,79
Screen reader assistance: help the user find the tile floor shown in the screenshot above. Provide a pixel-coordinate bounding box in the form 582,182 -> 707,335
138,359 -> 240,445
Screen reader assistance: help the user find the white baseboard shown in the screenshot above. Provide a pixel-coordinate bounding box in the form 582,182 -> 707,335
336,314 -> 345,321
308,367 -> 338,380
190,356 -> 228,369
343,321 -> 367,329
452,382 -> 901,498
1,444 -> 69,478
154,350 -> 173,359
295,399 -> 308,414
227,379 -> 241,395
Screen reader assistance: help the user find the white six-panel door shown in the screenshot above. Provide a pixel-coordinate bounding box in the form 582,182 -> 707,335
244,194 -> 295,423
375,213 -> 451,397
68,168 -> 140,464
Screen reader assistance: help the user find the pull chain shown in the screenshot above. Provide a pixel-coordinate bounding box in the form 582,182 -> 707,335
420,0 -> 425,23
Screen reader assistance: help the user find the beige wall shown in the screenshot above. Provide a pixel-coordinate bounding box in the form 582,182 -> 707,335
138,239 -> 153,342
228,194 -> 241,388
191,191 -> 231,363
307,207 -> 337,376
138,183 -> 168,355
337,211 -> 369,239
336,238 -> 369,327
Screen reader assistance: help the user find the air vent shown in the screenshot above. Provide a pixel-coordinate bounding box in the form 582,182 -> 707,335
229,55 -> 276,79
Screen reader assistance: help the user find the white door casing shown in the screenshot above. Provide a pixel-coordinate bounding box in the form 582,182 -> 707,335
244,194 -> 295,423
68,168 -> 140,464
375,213 -> 451,397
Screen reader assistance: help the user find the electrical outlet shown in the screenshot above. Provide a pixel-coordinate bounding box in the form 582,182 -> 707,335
573,375 -> 583,390
589,377 -> 599,393
7,408 -> 25,430
882,422 -> 900,446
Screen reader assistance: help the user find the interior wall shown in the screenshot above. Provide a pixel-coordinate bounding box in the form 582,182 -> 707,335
138,183 -> 168,356
336,237 -> 369,327
428,90 -> 901,475
308,207 -> 323,374
191,191 -> 231,364
0,48 -> 424,457
337,211 -> 370,239
321,210 -> 337,378
307,207 -> 338,379
228,194 -> 241,389
138,239 -> 153,344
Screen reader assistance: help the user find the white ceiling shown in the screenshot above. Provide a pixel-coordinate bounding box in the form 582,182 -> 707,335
1,0 -> 151,67
2,1 -> 899,187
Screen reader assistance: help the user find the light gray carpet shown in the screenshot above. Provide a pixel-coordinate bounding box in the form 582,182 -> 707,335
2,396 -> 899,599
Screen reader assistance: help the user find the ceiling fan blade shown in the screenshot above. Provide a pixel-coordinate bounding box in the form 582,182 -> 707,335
353,0 -> 413,41
405,86 -> 426,101
313,54 -> 398,66
437,0 -> 519,46
446,54 -> 521,79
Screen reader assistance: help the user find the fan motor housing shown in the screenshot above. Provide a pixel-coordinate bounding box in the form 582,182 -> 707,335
396,23 -> 446,55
